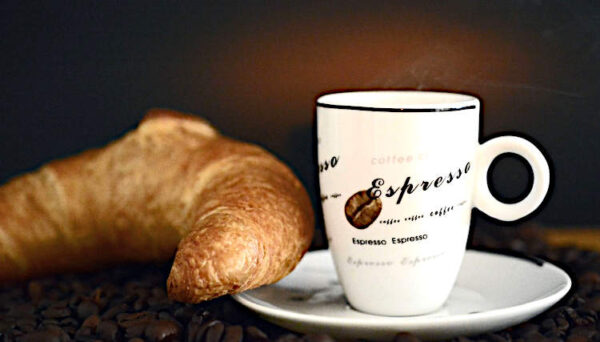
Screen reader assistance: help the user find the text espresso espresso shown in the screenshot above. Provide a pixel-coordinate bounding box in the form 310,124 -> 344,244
352,234 -> 428,246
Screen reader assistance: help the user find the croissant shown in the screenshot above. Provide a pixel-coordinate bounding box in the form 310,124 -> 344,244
0,109 -> 314,303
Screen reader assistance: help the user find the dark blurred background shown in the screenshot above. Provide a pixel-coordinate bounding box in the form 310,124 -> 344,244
1,1 -> 599,228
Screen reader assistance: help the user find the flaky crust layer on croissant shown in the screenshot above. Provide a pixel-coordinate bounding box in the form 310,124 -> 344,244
0,109 -> 314,303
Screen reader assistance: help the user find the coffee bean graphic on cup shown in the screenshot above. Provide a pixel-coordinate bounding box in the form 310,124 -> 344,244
344,190 -> 382,229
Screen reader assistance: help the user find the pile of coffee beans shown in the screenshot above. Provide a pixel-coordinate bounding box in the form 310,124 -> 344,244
0,224 -> 598,342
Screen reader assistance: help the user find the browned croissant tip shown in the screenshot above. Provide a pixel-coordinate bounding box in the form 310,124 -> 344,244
140,108 -> 219,138
141,108 -> 214,126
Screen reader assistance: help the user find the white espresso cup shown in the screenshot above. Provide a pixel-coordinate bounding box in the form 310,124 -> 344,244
316,90 -> 550,316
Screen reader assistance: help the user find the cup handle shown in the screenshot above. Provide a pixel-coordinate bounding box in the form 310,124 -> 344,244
473,136 -> 550,221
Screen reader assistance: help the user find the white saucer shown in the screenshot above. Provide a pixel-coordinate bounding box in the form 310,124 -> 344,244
233,249 -> 571,341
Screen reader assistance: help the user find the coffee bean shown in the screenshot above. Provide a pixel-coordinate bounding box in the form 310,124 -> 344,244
59,317 -> 78,327
188,318 -> 218,342
15,318 -> 37,332
133,298 -> 146,311
275,334 -> 301,342
392,332 -> 421,342
583,296 -> 600,311
151,287 -> 166,297
245,326 -> 269,342
192,310 -> 211,324
157,311 -> 177,322
41,318 -> 60,329
42,305 -> 71,319
144,320 -> 181,342
74,325 -> 93,341
453,337 -> 473,342
543,329 -> 562,340
174,305 -> 196,322
0,317 -> 17,332
117,312 -> 156,328
541,318 -> 557,332
579,308 -> 598,318
570,325 -> 598,339
572,315 -> 593,326
521,331 -> 552,342
555,317 -> 570,331
192,323 -> 208,342
8,303 -> 35,318
344,190 -> 382,229
97,320 -> 119,341
147,299 -> 173,311
129,338 -> 145,342
204,321 -> 225,342
222,325 -> 244,342
75,336 -> 100,342
566,336 -> 590,342
18,328 -> 66,342
302,333 -> 336,342
44,326 -> 69,341
37,298 -> 55,310
68,295 -> 81,310
186,321 -> 200,342
100,283 -> 119,300
89,288 -> 109,310
568,294 -> 586,307
77,300 -> 99,320
124,323 -> 147,339
563,307 -> 579,322
82,315 -> 100,330
512,322 -> 539,337
101,303 -> 129,320
485,333 -> 508,342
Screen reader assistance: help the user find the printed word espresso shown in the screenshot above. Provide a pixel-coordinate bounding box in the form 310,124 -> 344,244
367,161 -> 471,205
352,234 -> 428,246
